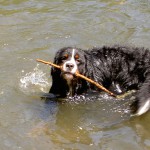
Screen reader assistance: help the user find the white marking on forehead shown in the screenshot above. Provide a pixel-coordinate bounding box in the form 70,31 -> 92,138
70,48 -> 77,73
62,48 -> 78,74
71,49 -> 75,60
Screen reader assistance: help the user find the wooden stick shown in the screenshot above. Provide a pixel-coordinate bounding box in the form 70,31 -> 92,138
75,73 -> 116,97
36,59 -> 117,97
36,59 -> 61,69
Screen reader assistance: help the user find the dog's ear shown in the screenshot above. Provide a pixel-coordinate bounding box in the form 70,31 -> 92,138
51,49 -> 62,74
50,68 -> 68,97
50,53 -> 61,81
49,49 -> 68,97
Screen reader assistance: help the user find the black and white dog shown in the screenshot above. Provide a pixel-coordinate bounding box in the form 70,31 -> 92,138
49,45 -> 150,116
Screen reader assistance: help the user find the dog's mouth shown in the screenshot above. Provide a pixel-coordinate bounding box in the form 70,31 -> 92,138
61,72 -> 75,81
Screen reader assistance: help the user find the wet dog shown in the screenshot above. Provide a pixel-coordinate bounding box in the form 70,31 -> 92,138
49,45 -> 150,116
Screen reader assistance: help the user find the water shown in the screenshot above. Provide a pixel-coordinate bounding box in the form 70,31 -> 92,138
0,0 -> 150,149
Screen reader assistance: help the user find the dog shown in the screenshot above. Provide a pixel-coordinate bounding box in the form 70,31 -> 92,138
49,45 -> 150,116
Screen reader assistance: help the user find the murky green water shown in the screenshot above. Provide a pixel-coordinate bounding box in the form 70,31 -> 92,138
0,0 -> 150,149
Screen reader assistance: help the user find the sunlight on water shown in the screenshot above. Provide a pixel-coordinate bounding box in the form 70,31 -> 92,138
19,64 -> 49,94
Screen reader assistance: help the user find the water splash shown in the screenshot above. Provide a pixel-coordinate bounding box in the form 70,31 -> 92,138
60,91 -> 133,118
19,64 -> 50,94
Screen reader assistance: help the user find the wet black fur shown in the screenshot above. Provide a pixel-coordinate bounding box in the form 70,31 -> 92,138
49,45 -> 150,114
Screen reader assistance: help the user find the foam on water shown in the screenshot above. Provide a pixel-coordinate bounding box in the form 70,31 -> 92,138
62,91 -> 133,118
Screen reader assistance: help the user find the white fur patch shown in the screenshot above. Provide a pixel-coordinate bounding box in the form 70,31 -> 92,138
116,84 -> 122,93
136,99 -> 150,116
63,49 -> 78,74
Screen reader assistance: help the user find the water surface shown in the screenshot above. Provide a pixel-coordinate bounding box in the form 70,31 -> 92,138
0,0 -> 150,149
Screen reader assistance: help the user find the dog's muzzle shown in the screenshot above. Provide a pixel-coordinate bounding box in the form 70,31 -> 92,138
63,60 -> 77,74
62,61 -> 78,81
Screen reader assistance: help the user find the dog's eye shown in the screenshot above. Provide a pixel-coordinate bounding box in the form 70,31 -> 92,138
61,54 -> 68,60
75,54 -> 79,60
74,54 -> 81,63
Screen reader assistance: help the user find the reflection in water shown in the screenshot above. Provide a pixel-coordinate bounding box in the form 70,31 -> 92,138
30,94 -> 150,149
39,92 -> 133,146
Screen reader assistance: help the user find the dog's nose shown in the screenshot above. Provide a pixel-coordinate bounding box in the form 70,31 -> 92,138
66,63 -> 74,70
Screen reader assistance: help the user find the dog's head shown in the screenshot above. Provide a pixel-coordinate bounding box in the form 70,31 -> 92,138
54,47 -> 85,80
50,47 -> 86,97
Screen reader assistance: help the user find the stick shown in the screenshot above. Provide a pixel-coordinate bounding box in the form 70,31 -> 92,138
36,59 -> 117,97
75,73 -> 116,97
36,59 -> 61,69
